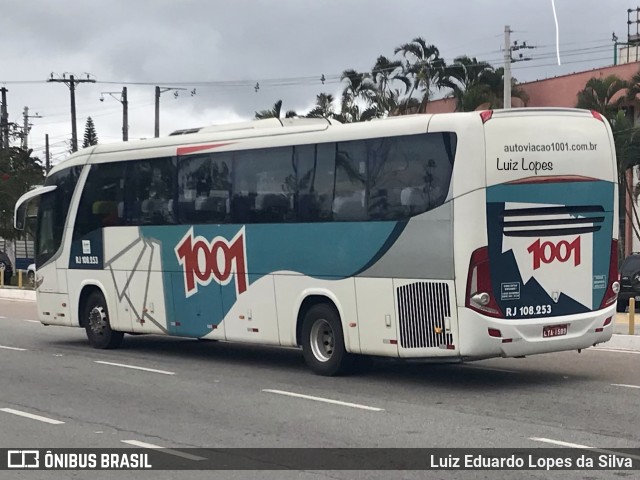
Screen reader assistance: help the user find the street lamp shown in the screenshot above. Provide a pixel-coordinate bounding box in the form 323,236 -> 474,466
100,87 -> 128,141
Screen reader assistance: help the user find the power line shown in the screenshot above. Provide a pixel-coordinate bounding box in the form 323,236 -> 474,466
47,73 -> 96,152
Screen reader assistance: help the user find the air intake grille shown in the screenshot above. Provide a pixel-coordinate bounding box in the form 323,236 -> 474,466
501,205 -> 604,237
397,282 -> 453,349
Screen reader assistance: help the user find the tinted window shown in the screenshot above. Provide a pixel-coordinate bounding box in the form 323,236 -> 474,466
332,133 -> 456,221
73,162 -> 126,240
178,153 -> 232,224
368,133 -> 456,220
295,143 -> 335,222
232,147 -> 296,223
36,166 -> 82,266
124,158 -> 176,225
334,141 -> 367,221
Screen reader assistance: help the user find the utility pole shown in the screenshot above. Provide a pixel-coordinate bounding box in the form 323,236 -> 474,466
122,86 -> 128,142
1,87 -> 8,150
503,26 -> 535,109
45,134 -> 50,173
503,26 -> 512,109
47,73 -> 96,152
100,87 -> 128,141
22,106 -> 42,150
154,86 -> 187,137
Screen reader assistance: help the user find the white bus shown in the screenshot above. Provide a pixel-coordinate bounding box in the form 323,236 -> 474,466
15,108 -> 619,376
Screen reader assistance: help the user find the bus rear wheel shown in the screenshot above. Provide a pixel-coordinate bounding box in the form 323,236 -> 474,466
84,292 -> 124,349
301,303 -> 353,376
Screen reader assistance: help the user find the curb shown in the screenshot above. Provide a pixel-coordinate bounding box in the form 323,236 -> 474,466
595,334 -> 640,352
0,289 -> 36,301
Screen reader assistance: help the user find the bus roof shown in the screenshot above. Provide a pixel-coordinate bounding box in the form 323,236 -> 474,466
47,108 -> 602,175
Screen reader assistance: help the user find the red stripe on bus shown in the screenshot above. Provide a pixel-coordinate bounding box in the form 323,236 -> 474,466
505,175 -> 597,185
177,142 -> 233,156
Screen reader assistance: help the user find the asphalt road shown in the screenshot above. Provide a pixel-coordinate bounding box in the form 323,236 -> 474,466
0,298 -> 638,480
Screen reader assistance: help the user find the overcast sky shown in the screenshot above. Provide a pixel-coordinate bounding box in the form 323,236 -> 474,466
1,0 -> 638,165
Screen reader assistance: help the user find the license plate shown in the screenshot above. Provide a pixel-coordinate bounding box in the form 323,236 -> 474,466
543,324 -> 568,338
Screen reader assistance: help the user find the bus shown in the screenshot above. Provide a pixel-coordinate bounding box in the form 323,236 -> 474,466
14,108 -> 620,376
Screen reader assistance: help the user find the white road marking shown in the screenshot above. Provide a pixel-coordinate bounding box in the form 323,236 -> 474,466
611,383 -> 640,390
262,389 -> 384,411
94,361 -> 175,375
591,348 -> 640,355
121,440 -> 206,461
458,364 -> 519,374
0,408 -> 64,425
529,437 -> 640,461
23,319 -> 41,324
0,316 -> 6,319
0,345 -> 27,351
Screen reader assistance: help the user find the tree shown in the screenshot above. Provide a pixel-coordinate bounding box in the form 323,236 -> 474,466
577,74 -> 639,257
82,116 -> 98,148
339,69 -> 380,123
0,147 -> 45,241
255,100 -> 297,119
442,59 -> 528,112
371,55 -> 410,116
306,93 -> 339,119
576,76 -> 628,118
394,37 -> 447,112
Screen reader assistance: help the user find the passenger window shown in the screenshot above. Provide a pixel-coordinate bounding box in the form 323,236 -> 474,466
73,163 -> 126,240
232,147 -> 296,223
178,153 -> 232,224
124,158 -> 176,225
334,140 -> 367,221
295,143 -> 334,222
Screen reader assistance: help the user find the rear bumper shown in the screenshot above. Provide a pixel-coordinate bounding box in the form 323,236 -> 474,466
457,305 -> 616,359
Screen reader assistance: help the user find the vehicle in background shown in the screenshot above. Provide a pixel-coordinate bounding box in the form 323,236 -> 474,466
0,251 -> 13,284
617,253 -> 640,311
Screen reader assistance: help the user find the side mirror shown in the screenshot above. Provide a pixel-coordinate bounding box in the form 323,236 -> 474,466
14,185 -> 57,231
14,201 -> 27,231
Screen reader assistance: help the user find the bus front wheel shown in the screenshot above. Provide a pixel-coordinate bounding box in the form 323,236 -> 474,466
84,292 -> 124,349
301,303 -> 352,376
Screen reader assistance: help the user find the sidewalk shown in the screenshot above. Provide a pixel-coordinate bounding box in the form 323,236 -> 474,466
0,287 -> 36,301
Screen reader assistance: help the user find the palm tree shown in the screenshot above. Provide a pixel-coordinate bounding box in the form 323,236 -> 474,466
578,74 -> 639,256
446,64 -> 528,111
371,56 -> 410,115
339,69 -> 380,122
255,100 -> 297,119
443,56 -> 494,111
576,76 -> 628,117
394,37 -> 447,112
306,93 -> 338,119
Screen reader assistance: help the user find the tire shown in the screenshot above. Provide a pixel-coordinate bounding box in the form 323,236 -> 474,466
301,303 -> 353,376
84,291 -> 124,349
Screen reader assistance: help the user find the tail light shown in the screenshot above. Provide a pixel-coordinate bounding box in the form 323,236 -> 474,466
599,239 -> 620,309
466,246 -> 503,318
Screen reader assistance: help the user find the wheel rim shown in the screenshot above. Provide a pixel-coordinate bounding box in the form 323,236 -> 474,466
310,318 -> 335,362
88,306 -> 108,336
